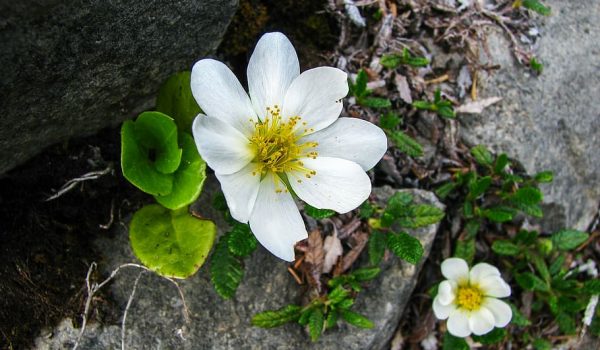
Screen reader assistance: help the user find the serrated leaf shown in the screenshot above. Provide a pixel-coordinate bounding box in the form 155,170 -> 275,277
583,280 -> 600,294
515,272 -> 549,292
406,56 -> 429,67
352,267 -> 381,282
512,186 -> 543,206
512,201 -> 544,218
443,332 -> 469,350
336,298 -> 354,309
354,69 -> 368,97
523,0 -> 551,16
556,312 -> 576,334
464,220 -> 480,239
340,310 -> 374,329
533,338 -> 552,350
328,286 -> 350,304
252,305 -> 302,328
494,153 -> 510,173
210,236 -> 244,299
530,253 -> 551,282
437,105 -> 456,119
154,132 -> 206,209
360,97 -> 392,109
309,308 -> 325,341
492,240 -> 520,256
534,170 -> 553,183
226,223 -> 258,257
368,230 -> 387,266
412,100 -> 434,110
359,201 -> 376,219
304,204 -> 336,219
482,206 -> 515,223
129,205 -> 216,279
472,327 -> 506,345
548,253 -> 565,276
298,307 -> 313,326
400,204 -> 445,228
435,181 -> 458,199
468,176 -> 492,200
471,144 -> 494,166
454,238 -> 475,264
326,310 -> 339,329
552,229 -> 589,251
156,71 -> 201,132
380,112 -> 402,130
387,231 -> 423,264
515,230 -> 538,245
389,130 -> 423,157
380,54 -> 402,69
508,302 -> 531,327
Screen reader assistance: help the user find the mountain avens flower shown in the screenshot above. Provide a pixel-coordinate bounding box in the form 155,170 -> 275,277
433,258 -> 512,337
190,32 -> 387,261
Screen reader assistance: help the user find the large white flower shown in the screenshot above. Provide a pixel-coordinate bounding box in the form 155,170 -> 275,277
190,32 -> 387,262
433,258 -> 513,337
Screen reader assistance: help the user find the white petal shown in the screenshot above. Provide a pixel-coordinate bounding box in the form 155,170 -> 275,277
433,296 -> 457,320
447,309 -> 471,338
192,115 -> 254,175
249,173 -> 307,261
282,67 -> 349,133
247,32 -> 300,120
191,59 -> 257,136
483,298 -> 513,328
469,262 -> 501,285
441,258 -> 470,284
469,307 -> 496,336
215,163 -> 261,223
479,275 -> 511,298
437,280 -> 457,306
302,118 -> 388,170
289,157 -> 371,214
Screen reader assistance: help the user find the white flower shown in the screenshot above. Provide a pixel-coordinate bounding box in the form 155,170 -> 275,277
433,258 -> 513,337
190,32 -> 387,262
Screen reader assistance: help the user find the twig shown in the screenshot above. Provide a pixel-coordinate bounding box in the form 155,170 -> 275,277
121,271 -> 144,350
99,199 -> 115,229
45,165 -> 113,201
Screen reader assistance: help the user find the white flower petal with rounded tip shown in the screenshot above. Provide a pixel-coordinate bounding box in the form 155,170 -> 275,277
479,275 -> 512,298
437,280 -> 457,305
191,59 -> 257,136
249,173 -> 307,261
447,309 -> 471,338
289,157 -> 371,214
282,67 -> 349,133
215,163 -> 261,223
441,258 -> 470,283
470,262 -> 501,285
469,307 -> 496,336
483,298 -> 513,328
192,115 -> 254,175
247,32 -> 300,120
302,117 -> 387,171
433,297 -> 457,320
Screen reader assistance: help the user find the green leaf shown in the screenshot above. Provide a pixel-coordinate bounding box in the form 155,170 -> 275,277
471,144 -> 494,167
512,201 -> 544,218
530,253 -> 551,282
492,240 -> 521,256
548,253 -> 565,276
467,176 -> 492,200
156,71 -> 201,132
352,267 -> 381,282
360,97 -> 392,109
252,305 -> 302,328
515,272 -> 549,292
226,223 -> 258,257
385,192 -> 413,218
308,308 -> 325,342
354,69 -> 368,97
533,338 -> 552,350
326,310 -> 339,329
380,112 -> 402,130
400,204 -> 445,228
339,310 -> 374,329
389,130 -> 423,157
380,54 -> 402,69
210,236 -> 243,299
304,204 -> 336,219
443,332 -> 469,350
515,230 -> 539,245
387,231 -> 423,264
406,56 -> 429,67
368,230 -> 387,266
336,298 -> 354,309
437,105 -> 456,119
482,206 -> 515,223
508,302 -> 531,327
530,57 -> 544,74
454,238 -> 475,264
328,286 -> 350,304
494,153 -> 510,173
133,111 -> 182,174
556,312 -> 576,334
512,186 -> 543,206
129,204 -> 216,279
523,0 -> 551,16
154,132 -> 206,209
583,280 -> 600,294
298,307 -> 313,326
472,328 -> 506,345
534,170 -> 553,183
359,201 -> 376,219
412,100 -> 434,110
464,220 -> 480,239
552,229 -> 589,251
435,181 -> 458,199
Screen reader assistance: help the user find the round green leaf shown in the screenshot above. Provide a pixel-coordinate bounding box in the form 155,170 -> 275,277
154,132 -> 206,210
156,71 -> 201,133
121,120 -> 173,196
133,111 -> 182,174
129,204 -> 216,279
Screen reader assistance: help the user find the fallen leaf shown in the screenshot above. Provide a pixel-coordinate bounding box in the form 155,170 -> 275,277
455,96 -> 502,114
395,74 -> 413,104
322,232 -> 343,274
304,230 -> 324,291
340,231 -> 369,273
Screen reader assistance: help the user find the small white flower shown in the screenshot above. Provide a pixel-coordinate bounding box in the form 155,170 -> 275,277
433,258 -> 513,337
190,32 -> 387,261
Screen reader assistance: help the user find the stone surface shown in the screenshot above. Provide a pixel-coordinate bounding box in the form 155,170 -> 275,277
459,0 -> 600,231
0,0 -> 238,175
34,181 -> 444,350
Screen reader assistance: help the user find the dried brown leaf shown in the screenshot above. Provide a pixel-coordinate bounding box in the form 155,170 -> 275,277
395,74 -> 413,104
341,231 -> 369,273
455,96 -> 502,114
304,230 -> 325,291
323,233 -> 343,274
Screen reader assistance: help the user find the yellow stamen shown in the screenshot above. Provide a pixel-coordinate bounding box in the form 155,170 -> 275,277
456,286 -> 483,311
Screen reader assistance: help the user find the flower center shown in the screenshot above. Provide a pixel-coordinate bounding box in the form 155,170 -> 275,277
456,285 -> 483,311
249,105 -> 318,182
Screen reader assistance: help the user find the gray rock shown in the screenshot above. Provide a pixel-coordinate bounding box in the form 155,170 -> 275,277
34,181 -> 444,350
0,0 -> 238,175
459,0 -> 600,231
